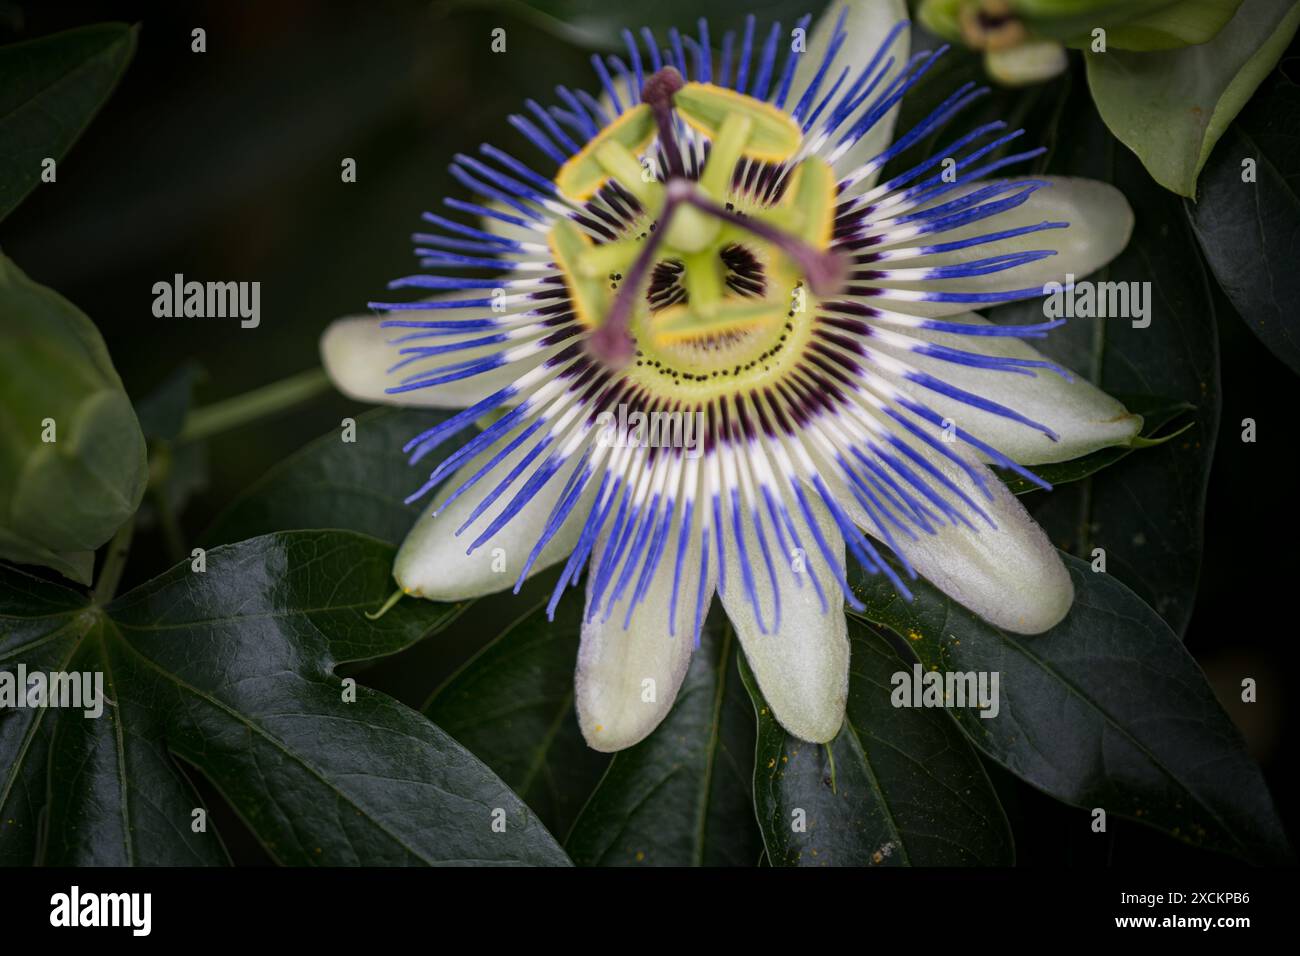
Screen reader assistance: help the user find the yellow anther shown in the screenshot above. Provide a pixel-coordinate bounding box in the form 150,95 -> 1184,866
554,104 -> 657,202
673,83 -> 802,163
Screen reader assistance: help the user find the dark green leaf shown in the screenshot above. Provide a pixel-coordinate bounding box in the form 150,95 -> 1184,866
1188,68 -> 1300,375
990,88 -> 1220,635
203,407 -> 462,547
565,614 -> 761,866
851,553 -> 1290,864
0,23 -> 137,222
1,531 -> 567,865
426,593 -> 608,840
744,617 -> 1013,866
0,569 -> 97,863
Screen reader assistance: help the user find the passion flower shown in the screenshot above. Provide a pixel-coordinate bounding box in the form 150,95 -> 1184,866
322,2 -> 1139,751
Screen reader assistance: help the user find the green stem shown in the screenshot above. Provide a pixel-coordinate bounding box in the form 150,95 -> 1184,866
92,517 -> 135,606
365,588 -> 405,620
823,741 -> 838,795
178,367 -> 330,444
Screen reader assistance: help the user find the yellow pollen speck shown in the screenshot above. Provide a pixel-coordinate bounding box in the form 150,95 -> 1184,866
635,851 -> 646,862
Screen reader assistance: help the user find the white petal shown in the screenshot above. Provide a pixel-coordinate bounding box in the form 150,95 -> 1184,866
874,176 -> 1134,317
717,491 -> 849,743
833,439 -> 1072,634
575,514 -> 714,752
394,433 -> 589,600
902,475 -> 1072,634
872,313 -> 1142,464
797,0 -> 911,192
320,310 -> 540,409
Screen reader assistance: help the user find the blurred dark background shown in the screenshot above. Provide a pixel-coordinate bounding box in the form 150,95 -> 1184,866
1,0 -> 1293,866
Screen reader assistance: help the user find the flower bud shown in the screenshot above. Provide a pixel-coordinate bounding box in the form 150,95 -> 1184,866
919,0 -> 1234,59
0,256 -> 146,583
